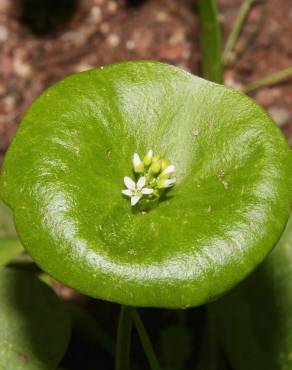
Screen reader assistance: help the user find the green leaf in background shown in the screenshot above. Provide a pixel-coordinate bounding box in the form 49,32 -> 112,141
0,61 -> 291,308
67,303 -> 115,357
0,200 -> 17,237
196,319 -> 231,370
209,213 -> 292,370
0,201 -> 23,267
158,324 -> 192,370
0,268 -> 71,370
197,0 -> 223,83
0,237 -> 23,267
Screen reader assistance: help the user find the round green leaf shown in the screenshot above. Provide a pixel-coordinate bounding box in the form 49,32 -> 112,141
209,214 -> 292,370
0,61 -> 291,308
0,268 -> 71,370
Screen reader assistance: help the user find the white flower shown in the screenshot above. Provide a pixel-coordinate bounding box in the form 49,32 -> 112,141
122,176 -> 154,206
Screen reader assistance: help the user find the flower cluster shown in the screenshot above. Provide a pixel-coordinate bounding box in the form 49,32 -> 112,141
122,150 -> 176,206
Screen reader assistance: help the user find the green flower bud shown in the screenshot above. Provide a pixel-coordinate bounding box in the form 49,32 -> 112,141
143,149 -> 153,167
133,153 -> 144,173
161,159 -> 171,171
152,155 -> 160,162
149,160 -> 161,175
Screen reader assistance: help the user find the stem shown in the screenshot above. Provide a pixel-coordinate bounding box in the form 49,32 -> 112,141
131,308 -> 161,370
115,305 -> 133,370
222,0 -> 255,65
197,0 -> 223,84
243,66 -> 292,93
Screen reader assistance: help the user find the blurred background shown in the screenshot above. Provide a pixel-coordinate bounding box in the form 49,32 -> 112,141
0,0 -> 292,167
0,1 -> 291,369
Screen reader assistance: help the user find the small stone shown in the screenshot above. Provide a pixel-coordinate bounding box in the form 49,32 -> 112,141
156,11 -> 167,22
224,76 -> 243,90
107,1 -> 118,13
13,58 -> 31,77
90,6 -> 102,22
107,33 -> 120,47
0,25 -> 8,43
126,40 -> 135,50
268,106 -> 292,127
169,30 -> 185,45
254,88 -> 281,106
100,22 -> 110,34
3,95 -> 15,111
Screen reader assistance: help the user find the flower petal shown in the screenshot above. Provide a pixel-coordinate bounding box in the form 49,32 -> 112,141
124,176 -> 136,190
122,189 -> 132,197
142,188 -> 153,195
133,153 -> 142,166
131,195 -> 141,206
137,176 -> 146,189
165,178 -> 176,186
157,178 -> 176,189
161,165 -> 175,175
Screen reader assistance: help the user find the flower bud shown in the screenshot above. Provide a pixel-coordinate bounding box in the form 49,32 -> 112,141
149,160 -> 161,175
143,150 -> 153,167
161,159 -> 170,171
132,153 -> 144,173
159,164 -> 175,179
157,178 -> 176,189
152,155 -> 160,162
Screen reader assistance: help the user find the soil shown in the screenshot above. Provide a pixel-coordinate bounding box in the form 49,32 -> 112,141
0,0 -> 292,166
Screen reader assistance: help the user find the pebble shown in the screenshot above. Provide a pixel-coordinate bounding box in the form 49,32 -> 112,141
224,76 -> 242,90
90,6 -> 102,22
0,25 -> 8,43
126,40 -> 135,50
268,106 -> 292,127
13,58 -> 31,77
254,87 -> 281,106
107,33 -> 120,47
3,95 -> 15,112
107,1 -> 118,13
156,11 -> 167,22
100,22 -> 110,34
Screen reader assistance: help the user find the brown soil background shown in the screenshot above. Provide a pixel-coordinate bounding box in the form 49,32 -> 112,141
0,0 -> 292,162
